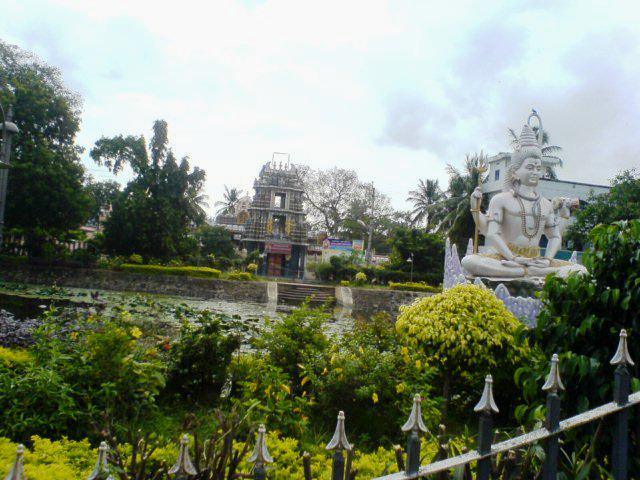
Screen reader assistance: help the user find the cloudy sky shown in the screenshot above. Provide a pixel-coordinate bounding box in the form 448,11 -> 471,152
2,0 -> 639,213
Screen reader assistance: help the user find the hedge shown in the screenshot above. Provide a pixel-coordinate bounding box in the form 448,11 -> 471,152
119,264 -> 222,278
226,272 -> 256,281
389,282 -> 441,293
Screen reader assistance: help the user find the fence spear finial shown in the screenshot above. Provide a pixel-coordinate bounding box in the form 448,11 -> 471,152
168,434 -> 197,477
611,329 -> 635,367
474,375 -> 499,414
5,444 -> 26,480
326,411 -> 352,451
87,441 -> 110,480
542,354 -> 565,394
401,394 -> 428,433
248,424 -> 274,466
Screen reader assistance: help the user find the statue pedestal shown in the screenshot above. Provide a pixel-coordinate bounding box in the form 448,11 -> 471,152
468,277 -> 543,298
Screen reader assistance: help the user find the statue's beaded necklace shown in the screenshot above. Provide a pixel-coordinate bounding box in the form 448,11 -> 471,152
515,192 -> 542,240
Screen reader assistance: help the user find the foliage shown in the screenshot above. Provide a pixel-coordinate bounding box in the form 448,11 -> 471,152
0,311 -> 41,347
354,271 -> 367,285
565,169 -> 640,250
214,185 -> 244,216
388,282 -> 441,293
305,314 -> 440,446
127,253 -> 144,265
396,284 -> 531,420
388,227 -> 444,284
246,262 -> 258,274
0,436 -> 95,480
226,271 -> 255,281
118,263 -> 222,278
197,224 -> 237,260
0,346 -> 32,366
407,178 -> 444,228
0,41 -> 91,256
84,179 -> 120,225
253,304 -> 330,384
517,220 -> 640,422
91,120 -> 207,260
167,312 -> 241,402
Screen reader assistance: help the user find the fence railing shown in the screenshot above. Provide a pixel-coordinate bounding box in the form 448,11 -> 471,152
3,330 -> 637,480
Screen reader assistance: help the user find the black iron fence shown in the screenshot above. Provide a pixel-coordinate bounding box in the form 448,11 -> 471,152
3,330 -> 637,479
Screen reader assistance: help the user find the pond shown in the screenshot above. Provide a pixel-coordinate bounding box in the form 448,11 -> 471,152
0,282 -> 355,342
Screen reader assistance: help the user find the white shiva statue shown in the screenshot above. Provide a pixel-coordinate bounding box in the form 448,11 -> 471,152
461,112 -> 587,280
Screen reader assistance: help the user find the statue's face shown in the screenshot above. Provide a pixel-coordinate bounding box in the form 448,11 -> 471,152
515,155 -> 542,187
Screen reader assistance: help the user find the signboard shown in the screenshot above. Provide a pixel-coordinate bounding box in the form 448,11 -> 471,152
266,242 -> 292,254
322,238 -> 353,251
352,239 -> 364,252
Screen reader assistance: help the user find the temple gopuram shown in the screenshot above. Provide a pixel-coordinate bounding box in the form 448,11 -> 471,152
243,157 -> 308,278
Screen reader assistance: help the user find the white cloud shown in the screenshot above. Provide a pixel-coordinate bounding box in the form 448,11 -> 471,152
1,0 -> 640,212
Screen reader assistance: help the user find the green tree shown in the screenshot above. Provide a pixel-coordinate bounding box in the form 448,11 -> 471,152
388,227 -> 444,283
90,120 -> 207,260
84,179 -> 120,225
215,185 -> 243,216
0,41 -> 90,255
434,153 -> 488,250
197,224 -> 236,259
407,178 -> 443,229
565,170 -> 640,250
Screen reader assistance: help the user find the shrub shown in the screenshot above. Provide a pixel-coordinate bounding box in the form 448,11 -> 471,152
226,271 -> 255,281
0,436 -> 95,480
517,220 -> 640,422
389,281 -> 441,293
339,280 -> 350,287
246,262 -> 258,274
167,312 -> 241,402
128,253 -> 144,264
118,264 -> 221,278
396,284 -> 531,421
0,346 -> 33,367
354,271 -> 367,285
305,314 -> 439,446
314,262 -> 334,281
0,311 -> 41,347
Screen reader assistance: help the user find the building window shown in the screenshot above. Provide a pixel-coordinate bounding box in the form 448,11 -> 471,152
274,192 -> 286,209
495,169 -> 500,181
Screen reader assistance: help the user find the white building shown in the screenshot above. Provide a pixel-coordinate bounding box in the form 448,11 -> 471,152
482,152 -> 610,202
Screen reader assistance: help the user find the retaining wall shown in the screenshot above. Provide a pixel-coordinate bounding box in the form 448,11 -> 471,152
348,287 -> 434,317
0,264 -> 268,303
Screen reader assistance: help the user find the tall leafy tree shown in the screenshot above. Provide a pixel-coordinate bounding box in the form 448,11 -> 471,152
84,179 -> 120,226
215,185 -> 243,216
434,153 -> 488,249
0,41 -> 91,255
90,120 -> 207,259
407,178 -> 443,229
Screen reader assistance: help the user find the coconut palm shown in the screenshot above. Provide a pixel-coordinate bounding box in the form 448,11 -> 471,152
215,186 -> 243,216
407,179 -> 444,229
433,152 -> 488,248
508,126 -> 563,180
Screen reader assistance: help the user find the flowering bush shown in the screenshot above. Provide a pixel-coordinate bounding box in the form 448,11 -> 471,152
396,284 -> 531,419
354,271 -> 367,285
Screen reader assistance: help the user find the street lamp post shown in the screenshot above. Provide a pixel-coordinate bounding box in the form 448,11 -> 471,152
406,253 -> 414,282
357,219 -> 374,265
0,104 -> 19,248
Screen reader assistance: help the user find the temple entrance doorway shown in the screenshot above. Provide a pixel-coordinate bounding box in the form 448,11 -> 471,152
267,253 -> 286,277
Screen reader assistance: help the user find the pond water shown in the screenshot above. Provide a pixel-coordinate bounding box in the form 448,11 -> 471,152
0,282 -> 354,340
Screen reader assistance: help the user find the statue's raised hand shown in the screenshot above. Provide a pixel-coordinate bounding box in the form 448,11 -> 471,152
470,187 -> 483,209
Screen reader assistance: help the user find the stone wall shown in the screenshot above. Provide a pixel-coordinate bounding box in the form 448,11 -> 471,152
0,265 -> 268,303
348,287 -> 434,318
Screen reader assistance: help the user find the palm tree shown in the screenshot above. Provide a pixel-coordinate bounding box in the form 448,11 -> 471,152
407,179 -> 443,229
215,185 -> 243,216
508,126 -> 563,180
433,153 -> 488,248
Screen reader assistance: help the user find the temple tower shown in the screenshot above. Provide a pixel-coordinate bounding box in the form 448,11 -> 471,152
244,156 -> 308,278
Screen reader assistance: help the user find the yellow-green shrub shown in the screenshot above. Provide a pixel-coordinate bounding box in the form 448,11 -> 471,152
0,347 -> 33,367
246,263 -> 259,273
0,436 -> 95,480
118,264 -> 221,278
389,282 -> 441,293
226,271 -> 256,281
396,284 -> 531,417
354,271 -> 367,284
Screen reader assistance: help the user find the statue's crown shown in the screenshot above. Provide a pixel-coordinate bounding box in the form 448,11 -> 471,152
517,124 -> 539,150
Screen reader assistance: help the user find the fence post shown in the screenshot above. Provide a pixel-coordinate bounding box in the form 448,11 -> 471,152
249,425 -> 274,480
326,411 -> 352,480
474,375 -> 498,480
542,353 -> 564,480
5,444 -> 26,480
87,441 -> 110,480
401,393 -> 428,476
610,330 -> 634,480
168,434 -> 198,479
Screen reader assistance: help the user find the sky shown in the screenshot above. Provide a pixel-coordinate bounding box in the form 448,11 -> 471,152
2,0 -> 639,214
